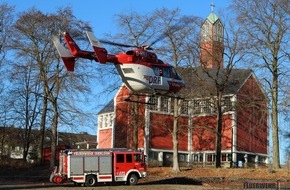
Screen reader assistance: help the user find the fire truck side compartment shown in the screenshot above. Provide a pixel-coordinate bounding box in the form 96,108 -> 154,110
84,156 -> 99,173
70,157 -> 83,175
99,156 -> 112,174
70,154 -> 112,175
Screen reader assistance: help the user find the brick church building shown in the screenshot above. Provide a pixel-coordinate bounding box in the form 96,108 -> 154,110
97,11 -> 268,167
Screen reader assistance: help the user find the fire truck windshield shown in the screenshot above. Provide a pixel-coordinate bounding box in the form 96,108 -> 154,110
134,154 -> 142,162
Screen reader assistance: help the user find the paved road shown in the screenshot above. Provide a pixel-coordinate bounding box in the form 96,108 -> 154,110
0,183 -> 208,190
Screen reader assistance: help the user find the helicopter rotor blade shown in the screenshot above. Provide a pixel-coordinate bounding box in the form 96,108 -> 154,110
147,23 -> 186,49
99,19 -> 192,51
99,39 -> 136,48
148,35 -> 166,48
100,39 -> 157,51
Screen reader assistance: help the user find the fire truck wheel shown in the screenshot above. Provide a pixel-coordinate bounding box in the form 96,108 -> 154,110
127,173 -> 138,185
85,175 -> 97,187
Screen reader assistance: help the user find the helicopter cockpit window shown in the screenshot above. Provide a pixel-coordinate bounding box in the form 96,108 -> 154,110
153,67 -> 170,78
170,67 -> 182,80
162,68 -> 170,78
153,67 -> 160,76
153,66 -> 180,79
153,67 -> 168,77
170,67 -> 177,78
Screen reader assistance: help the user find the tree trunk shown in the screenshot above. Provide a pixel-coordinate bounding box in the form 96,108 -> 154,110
0,126 -> 6,157
38,95 -> 47,164
215,92 -> 223,168
22,129 -> 28,161
132,95 -> 139,151
272,65 -> 280,169
50,100 -> 58,169
172,98 -> 180,172
23,127 -> 32,161
22,88 -> 30,161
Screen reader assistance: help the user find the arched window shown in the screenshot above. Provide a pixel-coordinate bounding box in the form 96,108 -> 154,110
214,21 -> 223,42
201,20 -> 212,42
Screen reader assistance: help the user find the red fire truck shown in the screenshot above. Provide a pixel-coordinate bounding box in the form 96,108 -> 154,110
50,148 -> 147,186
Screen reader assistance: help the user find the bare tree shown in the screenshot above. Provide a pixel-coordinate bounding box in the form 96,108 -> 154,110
0,3 -> 15,155
0,3 -> 14,65
154,8 -> 200,172
230,0 -> 290,169
8,63 -> 41,160
113,11 -> 159,150
9,7 -> 93,167
114,8 -> 200,172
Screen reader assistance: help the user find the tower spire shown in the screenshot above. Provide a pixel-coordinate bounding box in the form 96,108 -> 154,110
200,4 -> 224,69
211,2 -> 215,12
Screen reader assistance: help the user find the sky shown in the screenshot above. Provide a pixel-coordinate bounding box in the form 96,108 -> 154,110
7,0 -> 231,37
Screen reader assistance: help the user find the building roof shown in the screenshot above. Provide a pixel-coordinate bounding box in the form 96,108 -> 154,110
98,99 -> 114,115
207,12 -> 220,24
179,67 -> 253,98
0,126 -> 97,149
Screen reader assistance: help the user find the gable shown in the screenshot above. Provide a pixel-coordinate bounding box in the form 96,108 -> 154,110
238,74 -> 267,101
98,85 -> 129,115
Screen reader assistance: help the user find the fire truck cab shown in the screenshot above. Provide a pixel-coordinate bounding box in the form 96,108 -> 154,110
50,148 -> 147,186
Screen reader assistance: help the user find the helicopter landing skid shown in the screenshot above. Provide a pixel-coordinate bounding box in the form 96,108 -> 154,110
124,94 -> 155,105
124,97 -> 155,105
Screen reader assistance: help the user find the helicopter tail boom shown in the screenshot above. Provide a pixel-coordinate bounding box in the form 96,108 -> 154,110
52,36 -> 75,71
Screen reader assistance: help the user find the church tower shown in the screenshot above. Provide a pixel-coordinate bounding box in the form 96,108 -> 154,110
200,4 -> 224,68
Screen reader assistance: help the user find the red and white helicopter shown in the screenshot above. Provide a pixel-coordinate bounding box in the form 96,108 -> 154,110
53,31 -> 185,95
